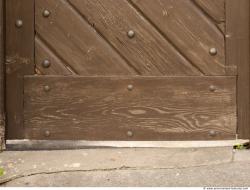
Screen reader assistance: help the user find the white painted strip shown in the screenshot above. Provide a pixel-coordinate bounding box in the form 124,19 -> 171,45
6,139 -> 249,150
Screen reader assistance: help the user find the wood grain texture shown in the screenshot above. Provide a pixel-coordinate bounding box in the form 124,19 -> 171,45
24,76 -> 236,140
0,0 -> 5,150
66,0 -> 202,76
35,0 -> 138,76
226,0 -> 250,139
194,0 -> 225,23
131,0 -> 225,75
35,36 -> 73,75
6,0 -> 35,139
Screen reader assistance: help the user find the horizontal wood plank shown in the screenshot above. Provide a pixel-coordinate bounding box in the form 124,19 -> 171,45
24,76 -> 236,140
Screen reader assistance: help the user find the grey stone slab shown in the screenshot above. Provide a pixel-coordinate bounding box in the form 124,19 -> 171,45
0,148 -> 233,184
234,150 -> 250,162
2,162 -> 250,187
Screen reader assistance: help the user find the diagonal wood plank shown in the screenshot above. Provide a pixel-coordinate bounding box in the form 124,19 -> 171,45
68,0 -> 202,76
35,36 -> 74,75
194,0 -> 225,23
36,0 -> 137,76
131,0 -> 225,75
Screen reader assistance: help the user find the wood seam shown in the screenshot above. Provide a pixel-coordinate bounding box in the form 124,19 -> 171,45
35,33 -> 78,75
191,0 -> 225,36
35,35 -> 76,75
65,0 -> 141,75
127,0 -> 205,76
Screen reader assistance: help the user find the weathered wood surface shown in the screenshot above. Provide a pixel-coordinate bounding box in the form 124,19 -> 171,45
6,0 -> 248,142
194,0 -> 225,23
35,0 -> 139,76
0,0 -> 5,150
24,76 -> 236,140
36,0 -> 224,76
226,0 -> 250,139
35,37 -> 73,75
6,0 -> 35,139
131,0 -> 225,75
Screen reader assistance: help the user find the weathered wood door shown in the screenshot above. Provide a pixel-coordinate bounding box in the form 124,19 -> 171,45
5,0 -> 250,141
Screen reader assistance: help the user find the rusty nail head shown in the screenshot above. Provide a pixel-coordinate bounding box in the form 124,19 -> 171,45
127,84 -> 134,91
43,9 -> 51,17
209,130 -> 217,137
44,130 -> 50,137
15,19 -> 23,28
127,30 -> 135,38
42,59 -> 51,68
209,48 -> 217,56
44,85 -> 50,92
127,131 -> 133,137
209,85 -> 216,92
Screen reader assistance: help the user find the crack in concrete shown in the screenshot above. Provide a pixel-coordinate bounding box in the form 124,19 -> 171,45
0,160 -> 237,185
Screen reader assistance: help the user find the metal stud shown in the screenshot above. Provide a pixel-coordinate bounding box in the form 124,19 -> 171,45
42,59 -> 51,68
15,19 -> 23,28
44,130 -> 50,137
44,85 -> 51,92
43,9 -> 51,17
209,85 -> 216,92
209,130 -> 217,137
127,131 -> 133,137
127,84 -> 134,91
209,48 -> 217,56
127,30 -> 135,38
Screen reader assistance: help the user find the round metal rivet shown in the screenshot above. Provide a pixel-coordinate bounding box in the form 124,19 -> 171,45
209,85 -> 216,92
44,130 -> 50,137
209,130 -> 217,137
127,84 -> 134,91
42,59 -> 51,68
15,20 -> 23,28
209,48 -> 217,56
44,85 -> 50,92
127,131 -> 133,137
127,30 -> 135,38
43,9 -> 51,17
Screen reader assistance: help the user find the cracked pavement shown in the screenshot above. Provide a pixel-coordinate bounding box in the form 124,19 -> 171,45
0,147 -> 250,187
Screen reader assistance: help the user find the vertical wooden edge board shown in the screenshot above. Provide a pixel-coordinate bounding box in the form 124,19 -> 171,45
0,0 -> 5,150
226,0 -> 250,139
5,0 -> 35,139
23,76 -> 236,141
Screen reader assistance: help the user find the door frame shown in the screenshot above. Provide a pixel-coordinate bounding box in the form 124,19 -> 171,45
226,0 -> 250,139
1,0 -> 250,149
0,0 -> 5,150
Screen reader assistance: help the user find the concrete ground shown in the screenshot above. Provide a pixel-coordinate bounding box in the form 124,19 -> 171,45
0,147 -> 250,187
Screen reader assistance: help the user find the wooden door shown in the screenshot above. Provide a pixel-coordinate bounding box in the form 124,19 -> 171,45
6,0 -> 250,141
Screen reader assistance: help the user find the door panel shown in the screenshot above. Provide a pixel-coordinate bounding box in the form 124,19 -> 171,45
24,76 -> 236,140
7,0 -> 242,141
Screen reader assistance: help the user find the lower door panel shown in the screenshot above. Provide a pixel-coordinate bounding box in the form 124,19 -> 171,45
23,76 -> 236,141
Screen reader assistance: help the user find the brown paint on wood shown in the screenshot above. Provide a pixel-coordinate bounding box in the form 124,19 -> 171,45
24,76 -> 236,141
35,36 -> 73,76
35,0 -> 138,76
194,0 -> 225,23
66,0 -> 202,76
0,0 -> 5,150
5,0 -> 35,139
226,0 -> 250,139
131,0 -> 225,75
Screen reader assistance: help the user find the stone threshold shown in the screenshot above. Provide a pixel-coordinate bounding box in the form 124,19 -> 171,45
6,139 -> 249,150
